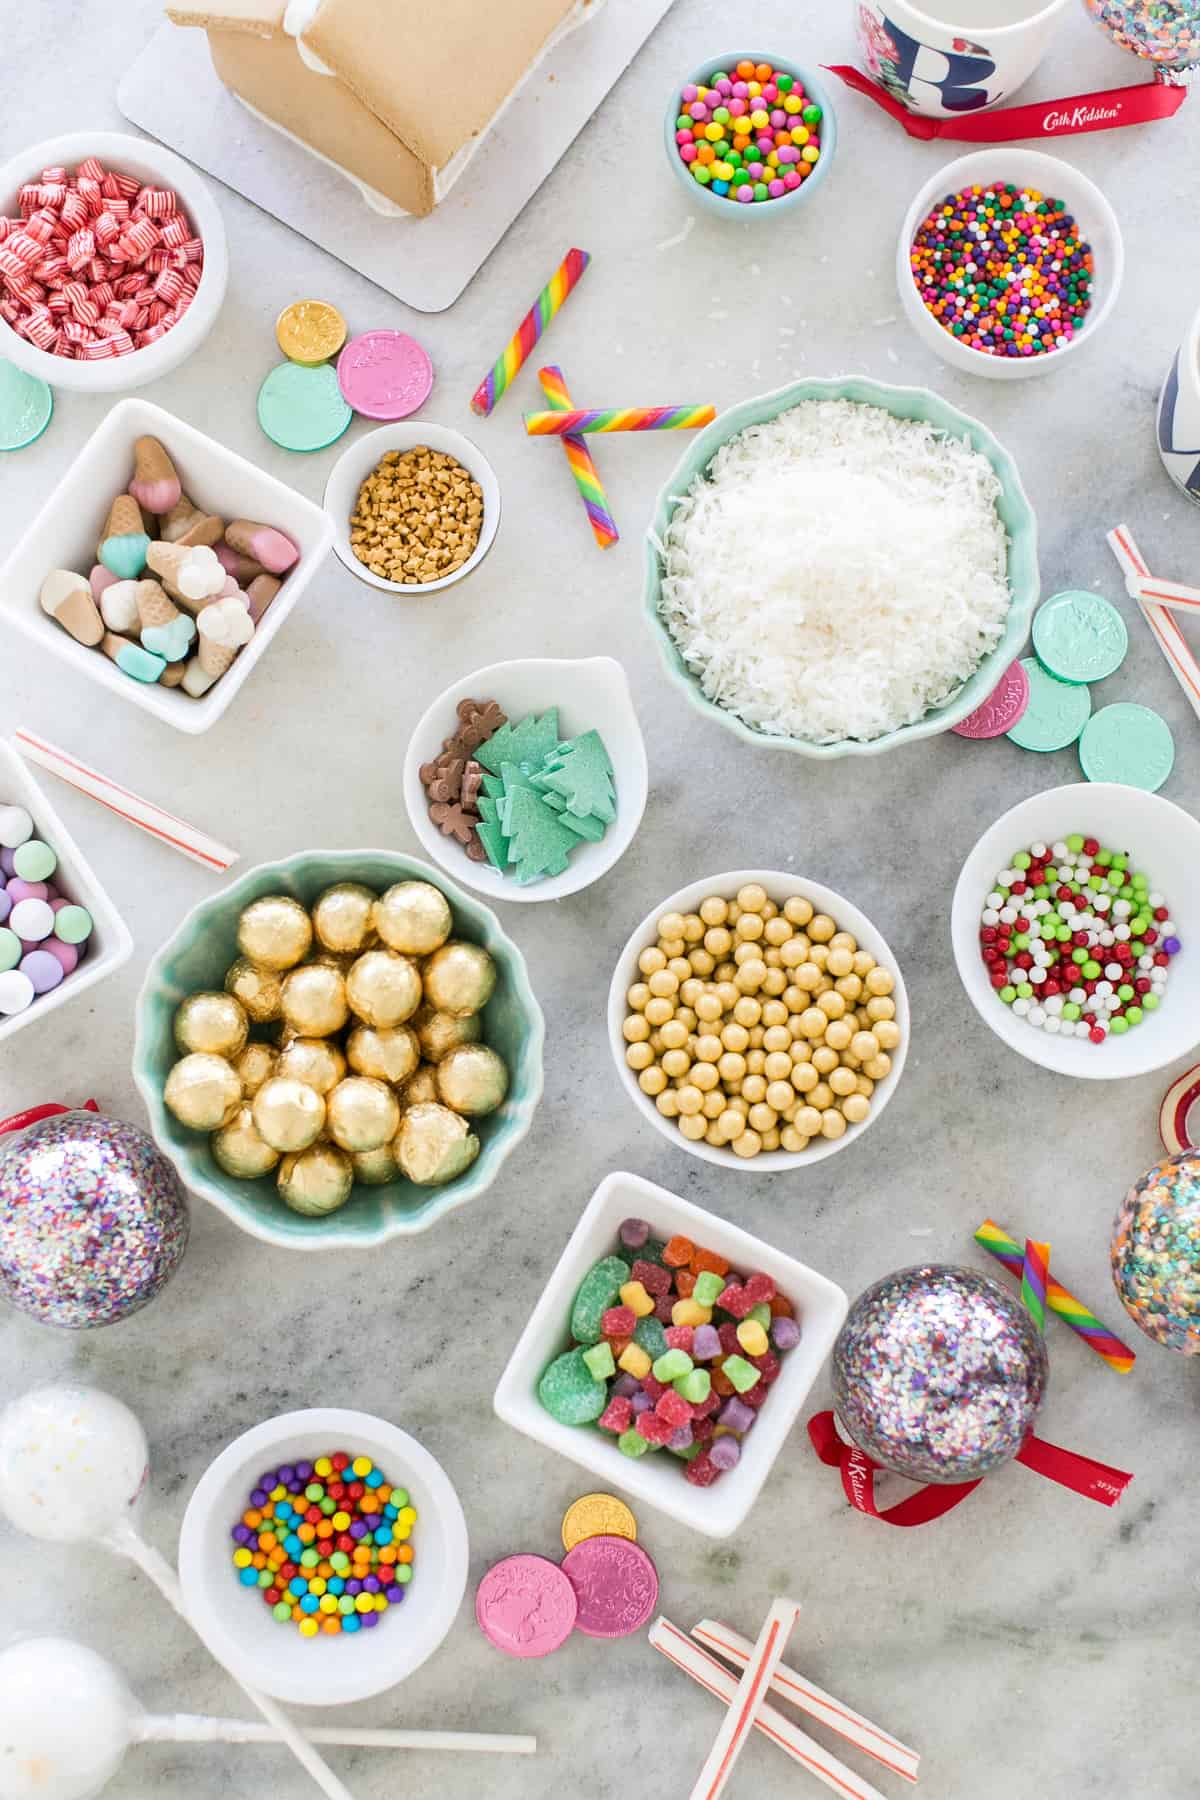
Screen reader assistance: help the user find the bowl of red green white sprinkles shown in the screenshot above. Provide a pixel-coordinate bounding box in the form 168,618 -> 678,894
952,785 -> 1200,1081
897,149 -> 1123,381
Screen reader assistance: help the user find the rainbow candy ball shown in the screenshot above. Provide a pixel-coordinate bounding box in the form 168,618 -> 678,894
674,60 -> 822,205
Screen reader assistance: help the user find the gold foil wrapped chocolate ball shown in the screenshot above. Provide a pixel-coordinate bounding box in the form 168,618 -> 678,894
352,1143 -> 401,1186
174,992 -> 249,1060
326,1077 -> 400,1153
422,941 -> 496,1017
346,1023 -> 419,1086
224,958 -> 283,1024
412,1003 -> 482,1064
313,882 -> 378,954
400,1064 -> 440,1107
237,895 -> 313,971
278,1143 -> 354,1216
276,1037 -> 346,1095
251,1076 -> 326,1153
280,963 -> 349,1038
234,1042 -> 278,1097
373,881 -> 452,956
395,1102 -> 479,1185
211,1106 -> 281,1179
436,1043 -> 509,1116
346,950 -> 421,1028
165,1053 -> 243,1132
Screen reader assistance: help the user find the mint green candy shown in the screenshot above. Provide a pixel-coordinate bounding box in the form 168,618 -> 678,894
582,1341 -> 615,1382
722,1355 -> 760,1394
531,729 -> 616,824
475,709 -> 559,776
633,1316 -> 668,1360
569,1255 -> 630,1344
1079,703 -> 1175,793
12,840 -> 55,881
1032,589 -> 1128,684
538,1348 -> 608,1424
99,532 -> 149,579
652,1348 -> 692,1383
748,1302 -> 772,1330
618,1428 -> 652,1458
674,1368 -> 711,1404
257,361 -> 351,453
692,1271 -> 723,1307
0,929 -> 21,972
504,785 -> 578,884
1006,659 -> 1092,752
112,640 -> 166,684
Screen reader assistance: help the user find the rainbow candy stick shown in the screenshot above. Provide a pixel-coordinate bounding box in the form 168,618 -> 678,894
975,1219 -> 1136,1373
471,248 -> 590,417
523,405 -> 716,435
1021,1239 -> 1050,1333
537,365 -> 618,549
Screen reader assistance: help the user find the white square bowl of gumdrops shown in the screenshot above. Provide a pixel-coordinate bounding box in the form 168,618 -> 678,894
493,1169 -> 848,1538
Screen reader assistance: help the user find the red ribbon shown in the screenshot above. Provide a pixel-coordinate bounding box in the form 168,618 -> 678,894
826,64 -> 1188,139
808,1410 -> 1132,1526
0,1099 -> 99,1135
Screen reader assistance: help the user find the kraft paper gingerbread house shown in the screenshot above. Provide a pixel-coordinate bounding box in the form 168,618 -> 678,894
165,0 -> 601,216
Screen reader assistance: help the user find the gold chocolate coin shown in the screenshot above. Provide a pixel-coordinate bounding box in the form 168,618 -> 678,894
276,299 -> 348,367
560,1493 -> 638,1554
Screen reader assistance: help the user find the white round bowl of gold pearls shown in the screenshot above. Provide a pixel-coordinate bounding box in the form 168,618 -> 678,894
607,871 -> 908,1169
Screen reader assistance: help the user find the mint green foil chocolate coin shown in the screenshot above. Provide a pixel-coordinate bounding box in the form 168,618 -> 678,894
1079,702 -> 1175,792
0,361 -> 52,451
1006,658 -> 1092,752
1032,590 -> 1129,684
257,361 -> 352,453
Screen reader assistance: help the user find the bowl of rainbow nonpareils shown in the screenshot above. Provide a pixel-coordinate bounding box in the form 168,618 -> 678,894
664,54 -> 837,219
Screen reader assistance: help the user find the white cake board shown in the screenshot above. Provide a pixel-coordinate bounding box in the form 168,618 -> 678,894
117,4 -> 674,313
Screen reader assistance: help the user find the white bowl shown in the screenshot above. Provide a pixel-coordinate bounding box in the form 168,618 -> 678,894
0,397 -> 334,734
494,1169 -> 848,1538
0,131 -> 228,394
0,738 -> 132,1043
896,148 -> 1123,381
178,1408 -> 469,1706
952,783 -> 1200,1080
608,870 -> 909,1170
403,657 -> 648,904
323,423 -> 500,595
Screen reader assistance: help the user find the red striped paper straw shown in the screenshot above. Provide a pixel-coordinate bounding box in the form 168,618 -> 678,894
691,1620 -> 920,1784
1106,525 -> 1200,725
649,1619 -> 889,1800
1127,574 -> 1200,616
689,1597 -> 800,1800
1159,1061 -> 1200,1154
13,728 -> 238,873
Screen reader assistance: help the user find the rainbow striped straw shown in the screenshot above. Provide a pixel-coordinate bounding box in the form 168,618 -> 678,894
537,365 -> 618,549
471,248 -> 590,417
1021,1239 -> 1050,1334
975,1219 -> 1136,1373
523,405 -> 716,435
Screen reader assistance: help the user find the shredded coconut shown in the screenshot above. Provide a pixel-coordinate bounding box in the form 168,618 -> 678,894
659,398 -> 1011,745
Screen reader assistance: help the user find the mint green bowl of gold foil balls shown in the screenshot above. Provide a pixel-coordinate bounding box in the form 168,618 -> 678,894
132,850 -> 544,1249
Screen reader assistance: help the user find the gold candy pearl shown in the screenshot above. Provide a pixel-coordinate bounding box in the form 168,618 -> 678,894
277,1143 -> 354,1217
346,950 -> 422,1028
399,1063 -> 439,1107
234,1042 -> 278,1097
211,1105 -> 281,1179
422,941 -> 496,1018
373,880 -> 453,956
236,895 -> 313,971
164,1053 -> 242,1131
395,1102 -> 479,1186
412,1003 -> 482,1064
352,1142 -> 401,1186
276,1036 -> 347,1095
251,1076 -> 326,1152
173,991 -> 249,1060
224,958 -> 283,1024
435,1043 -> 508,1116
280,963 -> 350,1038
312,882 -> 378,954
326,1077 -> 400,1153
346,1023 -> 419,1086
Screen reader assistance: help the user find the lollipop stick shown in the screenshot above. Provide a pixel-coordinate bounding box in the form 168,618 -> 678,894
106,1521 -> 356,1800
140,1715 -> 536,1754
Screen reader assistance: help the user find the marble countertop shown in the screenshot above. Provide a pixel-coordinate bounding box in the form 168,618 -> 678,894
3,3 -> 1200,1796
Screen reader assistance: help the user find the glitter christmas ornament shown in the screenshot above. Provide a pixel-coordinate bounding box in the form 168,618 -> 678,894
832,1264 -> 1049,1484
1111,1151 -> 1200,1352
1082,0 -> 1200,73
0,1113 -> 188,1329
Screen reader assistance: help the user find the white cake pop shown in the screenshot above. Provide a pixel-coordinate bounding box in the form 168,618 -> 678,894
0,1386 -> 147,1543
0,1638 -> 133,1800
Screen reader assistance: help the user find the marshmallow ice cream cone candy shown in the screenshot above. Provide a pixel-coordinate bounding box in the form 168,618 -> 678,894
161,494 -> 223,548
39,570 -> 103,647
129,436 -> 182,516
197,595 -> 253,678
161,661 -> 186,687
137,580 -> 196,662
97,495 -> 150,579
182,657 -> 218,698
101,631 -> 166,685
214,542 -> 266,584
246,575 -> 280,623
147,541 -> 226,609
99,579 -> 143,635
225,519 -> 299,574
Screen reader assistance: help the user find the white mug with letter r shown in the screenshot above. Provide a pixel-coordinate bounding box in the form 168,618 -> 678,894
854,0 -> 1072,117
1157,305 -> 1200,507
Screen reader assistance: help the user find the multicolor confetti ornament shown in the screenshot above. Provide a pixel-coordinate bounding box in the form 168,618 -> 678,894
1111,1151 -> 1200,1353
470,248 -> 590,417
536,366 -> 619,548
0,1108 -> 188,1328
1021,1239 -> 1050,1333
974,1218 -> 1136,1373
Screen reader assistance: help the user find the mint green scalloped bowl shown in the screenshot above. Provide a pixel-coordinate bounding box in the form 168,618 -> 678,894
132,850 -> 545,1250
644,374 -> 1039,757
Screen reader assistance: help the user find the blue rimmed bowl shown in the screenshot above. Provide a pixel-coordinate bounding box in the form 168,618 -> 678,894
643,373 -> 1039,758
663,53 -> 837,221
132,850 -> 544,1249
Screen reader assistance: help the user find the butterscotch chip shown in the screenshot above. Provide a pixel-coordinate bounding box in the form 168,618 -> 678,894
348,447 -> 484,585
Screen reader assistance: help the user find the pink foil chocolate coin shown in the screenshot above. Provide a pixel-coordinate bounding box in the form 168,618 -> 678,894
560,1535 -> 659,1639
475,1553 -> 577,1658
337,330 -> 434,419
951,659 -> 1031,739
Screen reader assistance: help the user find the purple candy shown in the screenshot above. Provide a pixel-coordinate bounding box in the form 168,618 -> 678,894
7,880 -> 48,904
692,1324 -> 722,1361
619,1216 -> 649,1249
631,1391 -> 653,1415
250,1488 -> 267,1508
360,1611 -> 379,1629
0,850 -> 15,877
709,1435 -> 741,1471
347,1579 -> 362,1596
719,1397 -> 755,1434
363,1575 -> 381,1593
386,1583 -> 404,1603
295,1460 -> 314,1480
259,1469 -> 278,1488
668,1425 -> 694,1450
681,83 -> 698,102
350,1520 -> 367,1539
0,893 -> 9,927
232,1523 -> 252,1544
771,1315 -> 802,1351
43,938 -> 79,975
611,1373 -> 639,1399
277,1464 -> 295,1484
1165,936 -> 1182,954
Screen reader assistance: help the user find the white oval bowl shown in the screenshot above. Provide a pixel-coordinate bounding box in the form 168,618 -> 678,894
0,131 -> 228,394
608,868 -> 909,1170
952,783 -> 1200,1080
323,423 -> 500,594
403,657 -> 648,904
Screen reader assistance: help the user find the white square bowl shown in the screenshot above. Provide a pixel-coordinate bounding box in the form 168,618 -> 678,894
493,1170 -> 848,1538
0,738 -> 132,1043
0,397 -> 333,733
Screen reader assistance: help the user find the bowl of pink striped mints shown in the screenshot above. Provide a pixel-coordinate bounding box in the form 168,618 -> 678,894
0,131 -> 228,394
